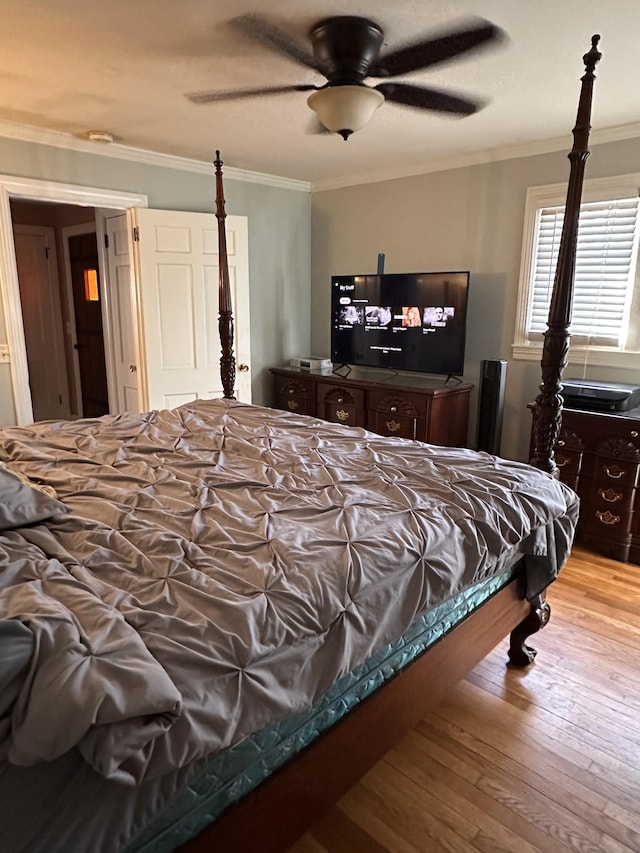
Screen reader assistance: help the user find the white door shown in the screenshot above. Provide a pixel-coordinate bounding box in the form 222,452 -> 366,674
13,225 -> 70,421
103,213 -> 140,413
130,208 -> 251,410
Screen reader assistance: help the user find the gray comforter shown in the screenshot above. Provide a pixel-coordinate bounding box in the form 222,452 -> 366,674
0,399 -> 579,785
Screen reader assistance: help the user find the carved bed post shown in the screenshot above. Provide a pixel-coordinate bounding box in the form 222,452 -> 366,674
529,35 -> 602,475
512,37 -> 602,667
214,150 -> 236,400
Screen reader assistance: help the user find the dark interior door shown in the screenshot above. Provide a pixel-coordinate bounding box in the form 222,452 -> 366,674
69,232 -> 109,417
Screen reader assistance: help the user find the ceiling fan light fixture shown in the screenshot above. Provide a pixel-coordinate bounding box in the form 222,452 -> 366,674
307,86 -> 384,140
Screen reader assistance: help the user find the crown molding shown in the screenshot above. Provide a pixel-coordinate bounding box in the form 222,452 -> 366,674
310,121 -> 640,193
1,116 -> 638,196
0,119 -> 311,193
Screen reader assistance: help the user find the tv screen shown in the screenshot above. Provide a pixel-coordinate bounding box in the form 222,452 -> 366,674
331,271 -> 470,375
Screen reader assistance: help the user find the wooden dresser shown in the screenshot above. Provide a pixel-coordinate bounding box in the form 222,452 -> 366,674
270,367 -> 473,447
538,406 -> 640,565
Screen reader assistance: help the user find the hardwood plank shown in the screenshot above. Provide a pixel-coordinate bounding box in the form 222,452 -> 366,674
385,741 -> 568,853
288,546 -> 640,853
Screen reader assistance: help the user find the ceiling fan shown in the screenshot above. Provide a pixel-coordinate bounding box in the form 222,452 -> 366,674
185,14 -> 505,140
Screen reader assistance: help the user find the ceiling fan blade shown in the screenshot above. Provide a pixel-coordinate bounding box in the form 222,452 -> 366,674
370,20 -> 504,77
185,84 -> 319,105
375,82 -> 481,116
230,14 -> 328,75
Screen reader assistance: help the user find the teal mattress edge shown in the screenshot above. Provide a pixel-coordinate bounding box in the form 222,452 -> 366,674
128,565 -> 517,853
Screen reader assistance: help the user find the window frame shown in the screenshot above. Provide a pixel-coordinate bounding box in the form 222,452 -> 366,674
512,173 -> 640,369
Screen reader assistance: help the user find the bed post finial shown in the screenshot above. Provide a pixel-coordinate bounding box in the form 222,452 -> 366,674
529,37 -> 602,474
214,150 -> 236,400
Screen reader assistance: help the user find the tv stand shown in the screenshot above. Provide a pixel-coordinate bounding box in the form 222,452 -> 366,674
271,367 -> 473,447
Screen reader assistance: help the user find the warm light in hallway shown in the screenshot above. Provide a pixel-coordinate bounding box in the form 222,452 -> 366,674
84,268 -> 99,301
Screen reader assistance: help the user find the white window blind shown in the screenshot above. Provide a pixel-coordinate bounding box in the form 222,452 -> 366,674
528,196 -> 640,343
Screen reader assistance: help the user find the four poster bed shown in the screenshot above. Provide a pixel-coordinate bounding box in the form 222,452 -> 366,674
0,38 -> 600,853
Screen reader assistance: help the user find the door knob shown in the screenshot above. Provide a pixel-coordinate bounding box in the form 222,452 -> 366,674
238,363 -> 249,373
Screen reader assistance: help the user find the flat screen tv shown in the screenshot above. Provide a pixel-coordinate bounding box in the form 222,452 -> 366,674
331,271 -> 470,375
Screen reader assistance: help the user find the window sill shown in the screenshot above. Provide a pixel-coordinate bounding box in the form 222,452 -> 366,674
511,343 -> 640,370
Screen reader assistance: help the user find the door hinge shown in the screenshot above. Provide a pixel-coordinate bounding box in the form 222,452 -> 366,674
133,226 -> 140,242
104,233 -> 110,249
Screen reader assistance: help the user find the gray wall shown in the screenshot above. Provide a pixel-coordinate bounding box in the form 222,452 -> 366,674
311,136 -> 640,462
0,137 -> 311,425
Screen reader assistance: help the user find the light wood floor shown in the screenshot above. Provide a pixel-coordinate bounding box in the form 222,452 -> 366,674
288,546 -> 640,853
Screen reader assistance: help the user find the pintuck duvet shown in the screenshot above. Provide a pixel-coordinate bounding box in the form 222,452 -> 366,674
0,399 -> 579,785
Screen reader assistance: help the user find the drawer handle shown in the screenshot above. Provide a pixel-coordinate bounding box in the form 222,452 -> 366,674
386,419 -> 401,432
556,455 -> 570,468
336,409 -> 349,422
390,405 -> 398,413
599,488 -> 623,503
603,464 -> 626,480
596,510 -> 621,525
632,430 -> 639,438
557,439 -> 565,447
337,397 -> 344,404
287,400 -> 299,411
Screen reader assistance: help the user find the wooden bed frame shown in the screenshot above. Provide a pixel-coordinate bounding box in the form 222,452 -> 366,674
178,37 -> 602,853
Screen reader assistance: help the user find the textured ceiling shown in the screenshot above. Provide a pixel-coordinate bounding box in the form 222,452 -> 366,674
1,0 -> 638,187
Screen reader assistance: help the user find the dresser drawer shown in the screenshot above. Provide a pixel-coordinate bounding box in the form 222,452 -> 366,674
590,481 -> 635,511
273,374 -> 316,416
554,449 -> 582,478
585,500 -> 634,535
317,384 -> 365,428
595,457 -> 640,489
367,388 -> 428,418
366,390 -> 425,440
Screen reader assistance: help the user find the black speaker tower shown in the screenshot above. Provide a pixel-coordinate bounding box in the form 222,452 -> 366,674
477,359 -> 507,455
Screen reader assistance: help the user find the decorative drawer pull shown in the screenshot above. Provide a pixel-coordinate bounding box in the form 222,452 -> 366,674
287,400 -> 299,411
557,439 -> 565,447
288,388 -> 295,394
556,455 -> 570,468
603,464 -> 626,479
632,430 -> 639,438
337,397 -> 344,404
596,510 -> 621,525
390,405 -> 398,413
386,419 -> 401,432
599,488 -> 623,503
336,409 -> 349,422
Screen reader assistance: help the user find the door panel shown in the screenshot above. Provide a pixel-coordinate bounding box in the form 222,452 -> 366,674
68,232 -> 109,417
104,214 -> 140,413
131,208 -> 251,410
13,225 -> 70,421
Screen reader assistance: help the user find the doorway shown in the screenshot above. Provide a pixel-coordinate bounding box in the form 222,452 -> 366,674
10,200 -> 109,420
0,176 -> 251,426
0,176 -> 148,426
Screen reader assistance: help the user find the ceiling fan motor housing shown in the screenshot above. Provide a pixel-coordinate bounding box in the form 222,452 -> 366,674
310,17 -> 384,84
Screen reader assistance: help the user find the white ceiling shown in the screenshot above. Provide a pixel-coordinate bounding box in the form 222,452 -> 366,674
2,0 -> 639,188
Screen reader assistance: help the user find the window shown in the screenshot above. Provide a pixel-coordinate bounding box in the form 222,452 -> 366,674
513,175 -> 640,368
